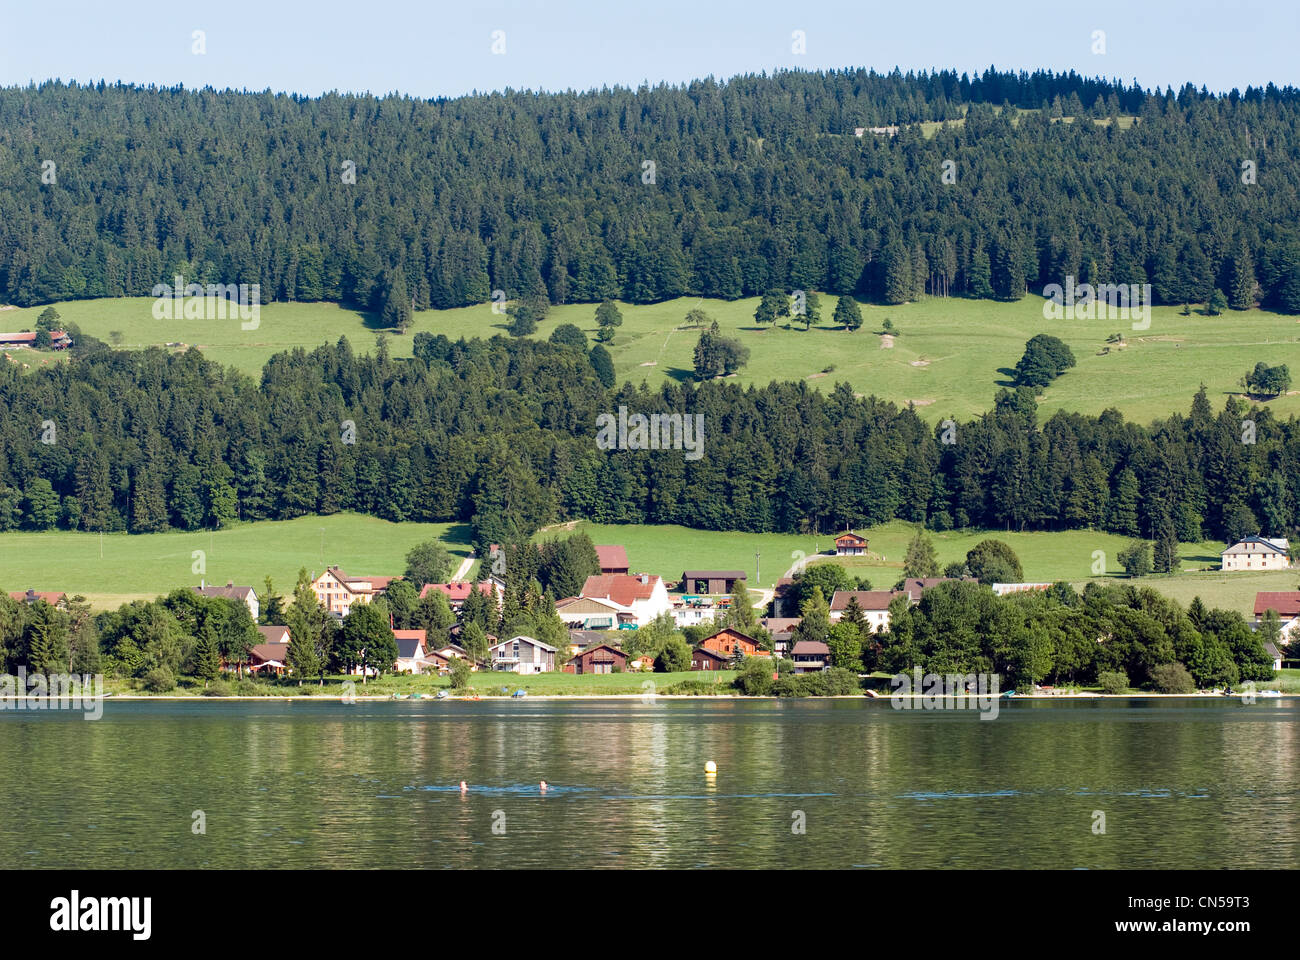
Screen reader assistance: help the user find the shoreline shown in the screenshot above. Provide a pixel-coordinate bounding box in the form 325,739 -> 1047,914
1,692 -> 1293,703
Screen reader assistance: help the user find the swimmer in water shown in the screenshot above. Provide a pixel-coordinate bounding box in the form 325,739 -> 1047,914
459,781 -> 468,793
540,780 -> 548,792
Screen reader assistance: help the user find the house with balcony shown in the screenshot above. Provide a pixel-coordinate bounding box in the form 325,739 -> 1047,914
490,635 -> 557,674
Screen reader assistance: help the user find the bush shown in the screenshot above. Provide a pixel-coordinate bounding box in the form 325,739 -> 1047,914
665,679 -> 720,696
734,657 -> 776,696
142,667 -> 176,693
1097,671 -> 1129,695
770,667 -> 862,697
449,658 -> 472,690
201,680 -> 233,697
1149,662 -> 1196,694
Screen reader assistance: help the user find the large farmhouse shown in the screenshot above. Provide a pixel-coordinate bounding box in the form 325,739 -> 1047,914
1221,536 -> 1291,571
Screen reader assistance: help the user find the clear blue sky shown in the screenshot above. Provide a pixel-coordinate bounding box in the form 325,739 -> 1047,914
1,0 -> 1295,98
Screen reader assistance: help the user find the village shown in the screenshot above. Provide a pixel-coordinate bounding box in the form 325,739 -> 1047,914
11,531 -> 1293,686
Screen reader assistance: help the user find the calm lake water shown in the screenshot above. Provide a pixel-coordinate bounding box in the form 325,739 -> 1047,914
2,698 -> 1296,869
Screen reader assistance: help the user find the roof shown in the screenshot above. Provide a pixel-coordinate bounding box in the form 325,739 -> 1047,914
1254,592 -> 1300,618
835,532 -> 868,543
761,617 -> 801,632
0,330 -> 71,343
681,570 -> 746,580
249,643 -> 291,665
575,643 -> 627,660
8,590 -> 67,605
829,590 -> 897,612
894,577 -> 965,601
1263,642 -> 1282,660
492,635 -> 557,653
581,574 -> 662,607
1223,536 -> 1290,555
791,640 -> 831,656
420,581 -> 496,602
691,646 -> 730,662
256,625 -> 290,643
321,567 -> 392,593
594,545 -> 630,570
393,629 -> 428,660
193,582 -> 256,601
701,627 -> 758,644
991,583 -> 1054,596
567,630 -> 613,646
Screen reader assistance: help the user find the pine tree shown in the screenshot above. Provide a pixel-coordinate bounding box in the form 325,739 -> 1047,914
382,266 -> 412,332
833,295 -> 863,331
903,528 -> 940,578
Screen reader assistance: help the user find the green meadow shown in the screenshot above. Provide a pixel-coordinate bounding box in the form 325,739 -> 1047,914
0,511 -> 1283,619
7,292 -> 1300,424
0,513 -> 472,609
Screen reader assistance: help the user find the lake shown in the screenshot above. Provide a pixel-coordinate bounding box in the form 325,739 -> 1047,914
2,698 -> 1296,869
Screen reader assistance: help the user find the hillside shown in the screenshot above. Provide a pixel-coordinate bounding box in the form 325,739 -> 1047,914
5,71 -> 1300,318
6,293 -> 1299,423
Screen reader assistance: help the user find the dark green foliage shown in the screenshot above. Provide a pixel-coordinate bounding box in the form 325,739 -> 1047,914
692,321 -> 750,379
964,540 -> 1023,585
588,344 -> 615,387
548,323 -> 588,351
404,541 -> 453,588
1014,334 -> 1075,388
1242,361 -> 1291,397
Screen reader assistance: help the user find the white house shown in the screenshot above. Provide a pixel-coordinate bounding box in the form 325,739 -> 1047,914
1222,536 -> 1291,571
490,635 -> 557,674
828,590 -> 898,633
578,573 -> 671,628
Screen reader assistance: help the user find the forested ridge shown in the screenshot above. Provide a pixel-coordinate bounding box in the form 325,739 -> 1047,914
0,334 -> 1296,549
5,68 -> 1300,311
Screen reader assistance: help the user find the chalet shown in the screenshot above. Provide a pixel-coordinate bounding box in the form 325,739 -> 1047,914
829,590 -> 898,632
256,625 -> 291,645
761,617 -> 801,657
0,330 -> 72,350
595,545 -> 630,575
193,581 -> 259,621
394,629 -> 435,674
690,646 -> 730,671
555,596 -> 622,630
834,532 -> 869,556
248,643 -> 291,676
431,643 -> 484,671
1253,592 -> 1300,646
698,627 -> 766,659
311,567 -> 392,618
790,640 -> 830,674
490,635 -> 556,674
419,580 -> 503,612
1222,536 -> 1291,571
579,573 -> 671,627
569,643 -> 627,675
680,570 -> 745,594
8,590 -> 68,609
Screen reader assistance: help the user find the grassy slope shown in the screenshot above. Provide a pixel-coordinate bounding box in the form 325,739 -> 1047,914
0,513 -> 471,609
8,294 -> 1300,425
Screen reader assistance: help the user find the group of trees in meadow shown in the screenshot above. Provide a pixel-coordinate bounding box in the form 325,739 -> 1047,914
2,333 -> 1300,552
8,71 -> 1300,314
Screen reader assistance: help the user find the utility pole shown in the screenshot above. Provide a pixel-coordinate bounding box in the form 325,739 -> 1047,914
754,549 -> 761,586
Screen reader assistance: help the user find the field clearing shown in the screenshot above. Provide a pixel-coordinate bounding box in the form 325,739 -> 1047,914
9,293 -> 1300,425
0,513 -> 471,609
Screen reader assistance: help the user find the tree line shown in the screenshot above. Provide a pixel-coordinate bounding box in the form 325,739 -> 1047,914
8,70 -> 1300,313
2,334 -> 1299,549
